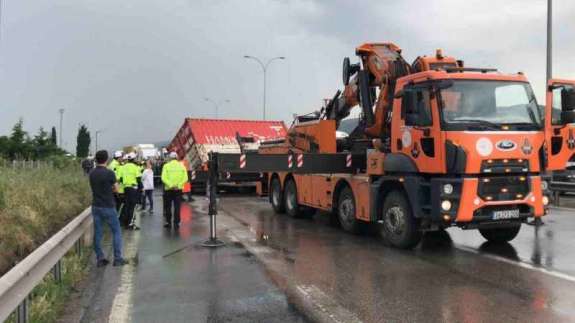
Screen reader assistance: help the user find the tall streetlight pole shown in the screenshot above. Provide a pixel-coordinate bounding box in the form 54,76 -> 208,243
58,108 -> 65,148
546,0 -> 553,82
243,55 -> 285,120
204,98 -> 230,119
94,130 -> 102,153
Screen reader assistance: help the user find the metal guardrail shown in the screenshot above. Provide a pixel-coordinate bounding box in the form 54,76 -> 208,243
0,208 -> 92,322
0,160 -> 54,169
550,181 -> 575,206
550,181 -> 575,193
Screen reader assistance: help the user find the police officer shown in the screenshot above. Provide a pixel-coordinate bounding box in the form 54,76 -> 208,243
108,151 -> 124,212
119,152 -> 142,230
161,152 -> 188,229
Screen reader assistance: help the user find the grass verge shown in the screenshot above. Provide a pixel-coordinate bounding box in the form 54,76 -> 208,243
0,165 -> 90,275
5,246 -> 92,323
1,162 -> 91,322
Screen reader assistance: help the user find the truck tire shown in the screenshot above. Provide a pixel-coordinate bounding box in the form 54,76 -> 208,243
479,225 -> 521,243
284,179 -> 302,218
270,177 -> 285,214
380,190 -> 422,249
337,186 -> 361,234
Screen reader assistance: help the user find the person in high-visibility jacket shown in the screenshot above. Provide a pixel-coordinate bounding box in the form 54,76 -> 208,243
136,160 -> 145,209
108,151 -> 124,213
161,152 -> 188,229
119,152 -> 142,230
108,151 -> 121,172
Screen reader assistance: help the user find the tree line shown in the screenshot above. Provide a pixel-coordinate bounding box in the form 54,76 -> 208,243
0,119 -> 92,160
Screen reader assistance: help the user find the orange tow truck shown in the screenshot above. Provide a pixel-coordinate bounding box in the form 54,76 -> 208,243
211,43 -> 575,249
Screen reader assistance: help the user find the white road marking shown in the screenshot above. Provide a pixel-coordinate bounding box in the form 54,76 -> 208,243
456,244 -> 575,283
108,212 -> 141,322
295,284 -> 363,323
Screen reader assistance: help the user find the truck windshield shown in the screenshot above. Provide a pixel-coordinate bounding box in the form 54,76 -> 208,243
439,80 -> 542,130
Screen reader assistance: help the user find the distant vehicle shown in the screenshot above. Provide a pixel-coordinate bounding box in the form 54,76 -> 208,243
135,144 -> 159,160
122,144 -> 159,161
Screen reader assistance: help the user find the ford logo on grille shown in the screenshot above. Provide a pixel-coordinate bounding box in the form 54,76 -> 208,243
496,140 -> 516,151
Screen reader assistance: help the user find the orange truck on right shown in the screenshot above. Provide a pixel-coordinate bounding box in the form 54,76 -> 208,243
213,42 -> 575,249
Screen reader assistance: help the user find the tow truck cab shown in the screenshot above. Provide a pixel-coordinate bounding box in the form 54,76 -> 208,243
387,71 -> 575,230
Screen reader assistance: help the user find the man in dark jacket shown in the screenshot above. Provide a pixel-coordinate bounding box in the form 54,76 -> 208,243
89,150 -> 128,267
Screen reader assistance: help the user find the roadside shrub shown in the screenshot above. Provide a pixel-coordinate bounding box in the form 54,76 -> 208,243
46,155 -> 78,170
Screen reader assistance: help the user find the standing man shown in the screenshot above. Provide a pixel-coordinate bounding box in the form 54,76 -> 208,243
119,152 -> 142,230
82,156 -> 94,175
136,160 -> 145,209
161,152 -> 188,229
108,151 -> 124,212
89,150 -> 127,267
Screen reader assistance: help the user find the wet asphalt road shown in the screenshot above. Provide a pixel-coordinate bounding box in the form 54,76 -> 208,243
80,192 -> 307,323
79,192 -> 575,322
218,195 -> 575,322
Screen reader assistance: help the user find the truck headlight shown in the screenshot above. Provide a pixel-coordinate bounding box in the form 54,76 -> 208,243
443,184 -> 454,195
441,200 -> 452,211
541,180 -> 549,191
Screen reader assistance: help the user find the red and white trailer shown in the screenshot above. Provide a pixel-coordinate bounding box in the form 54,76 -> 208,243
167,118 -> 287,192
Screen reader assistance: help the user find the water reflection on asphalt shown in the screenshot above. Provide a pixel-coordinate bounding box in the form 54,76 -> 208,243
219,196 -> 575,322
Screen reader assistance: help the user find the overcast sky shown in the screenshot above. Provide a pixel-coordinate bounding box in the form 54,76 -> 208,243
0,0 -> 574,152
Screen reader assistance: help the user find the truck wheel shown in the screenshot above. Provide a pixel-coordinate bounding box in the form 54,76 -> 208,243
337,187 -> 361,234
270,177 -> 285,214
380,190 -> 422,249
284,179 -> 302,218
479,225 -> 521,243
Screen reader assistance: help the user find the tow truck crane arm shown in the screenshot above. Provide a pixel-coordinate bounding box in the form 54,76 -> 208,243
323,43 -> 460,142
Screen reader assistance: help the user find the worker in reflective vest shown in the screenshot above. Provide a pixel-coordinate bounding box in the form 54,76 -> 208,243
108,151 -> 125,213
161,152 -> 188,229
119,152 -> 142,230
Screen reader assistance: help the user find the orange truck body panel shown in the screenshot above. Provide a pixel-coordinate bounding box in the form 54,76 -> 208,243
545,79 -> 575,171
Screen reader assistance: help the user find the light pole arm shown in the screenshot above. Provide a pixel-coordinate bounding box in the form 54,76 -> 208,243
265,56 -> 285,70
244,55 -> 285,120
244,55 -> 266,72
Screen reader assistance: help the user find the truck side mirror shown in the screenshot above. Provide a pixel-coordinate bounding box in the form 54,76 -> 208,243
561,88 -> 575,111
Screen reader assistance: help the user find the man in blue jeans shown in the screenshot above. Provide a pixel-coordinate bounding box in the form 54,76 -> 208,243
89,150 -> 128,267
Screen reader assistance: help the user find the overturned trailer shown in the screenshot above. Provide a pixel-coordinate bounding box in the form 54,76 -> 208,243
167,118 -> 287,192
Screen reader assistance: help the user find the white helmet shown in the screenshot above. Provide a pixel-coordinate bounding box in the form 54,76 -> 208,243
169,152 -> 178,159
127,152 -> 136,160
114,151 -> 123,158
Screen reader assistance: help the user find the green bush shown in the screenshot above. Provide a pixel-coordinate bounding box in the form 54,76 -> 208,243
0,165 -> 90,275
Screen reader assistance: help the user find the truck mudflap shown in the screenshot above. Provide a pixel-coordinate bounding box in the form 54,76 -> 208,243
455,175 -> 547,224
